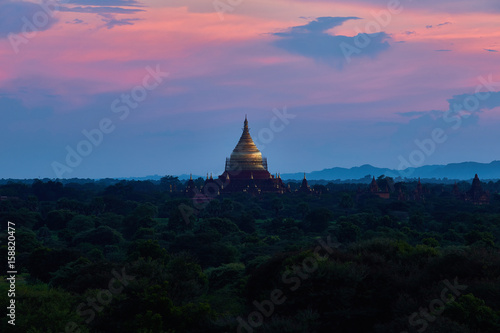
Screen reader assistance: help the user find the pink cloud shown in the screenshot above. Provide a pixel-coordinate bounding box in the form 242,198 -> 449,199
1,1 -> 499,121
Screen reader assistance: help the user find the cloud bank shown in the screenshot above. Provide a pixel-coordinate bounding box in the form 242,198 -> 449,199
0,0 -> 58,38
272,17 -> 391,68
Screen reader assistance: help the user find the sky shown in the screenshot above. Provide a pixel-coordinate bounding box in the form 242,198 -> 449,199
1,0 -> 500,179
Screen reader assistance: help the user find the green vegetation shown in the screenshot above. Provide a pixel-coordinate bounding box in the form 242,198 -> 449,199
0,177 -> 499,332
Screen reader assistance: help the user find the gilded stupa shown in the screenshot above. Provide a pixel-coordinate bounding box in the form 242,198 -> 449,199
226,116 -> 268,172
201,116 -> 287,194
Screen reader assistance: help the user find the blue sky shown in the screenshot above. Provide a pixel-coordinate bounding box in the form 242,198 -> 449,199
1,0 -> 500,178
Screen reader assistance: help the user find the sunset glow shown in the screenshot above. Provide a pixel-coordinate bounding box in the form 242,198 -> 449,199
1,0 -> 500,178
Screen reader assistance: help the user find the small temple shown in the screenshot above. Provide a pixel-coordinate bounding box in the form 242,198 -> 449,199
413,178 -> 425,202
464,174 -> 490,205
189,118 -> 494,201
298,173 -> 312,193
368,176 -> 390,199
201,116 -> 288,194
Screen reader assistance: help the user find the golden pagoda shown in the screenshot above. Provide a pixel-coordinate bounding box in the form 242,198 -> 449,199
201,116 -> 287,194
225,115 -> 268,172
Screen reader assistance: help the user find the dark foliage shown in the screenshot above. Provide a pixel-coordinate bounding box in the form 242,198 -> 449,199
0,178 -> 499,333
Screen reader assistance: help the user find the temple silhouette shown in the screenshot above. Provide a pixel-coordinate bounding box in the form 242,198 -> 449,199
183,117 -> 490,203
187,116 -> 289,195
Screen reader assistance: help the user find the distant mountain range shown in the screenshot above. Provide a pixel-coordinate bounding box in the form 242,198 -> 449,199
27,161 -> 495,183
281,161 -> 500,181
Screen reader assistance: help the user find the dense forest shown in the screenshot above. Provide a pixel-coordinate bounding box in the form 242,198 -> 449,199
1,176 -> 499,333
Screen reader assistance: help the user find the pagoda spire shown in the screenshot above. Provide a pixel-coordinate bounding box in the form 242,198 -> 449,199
226,116 -> 266,171
370,176 -> 379,193
300,172 -> 311,193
